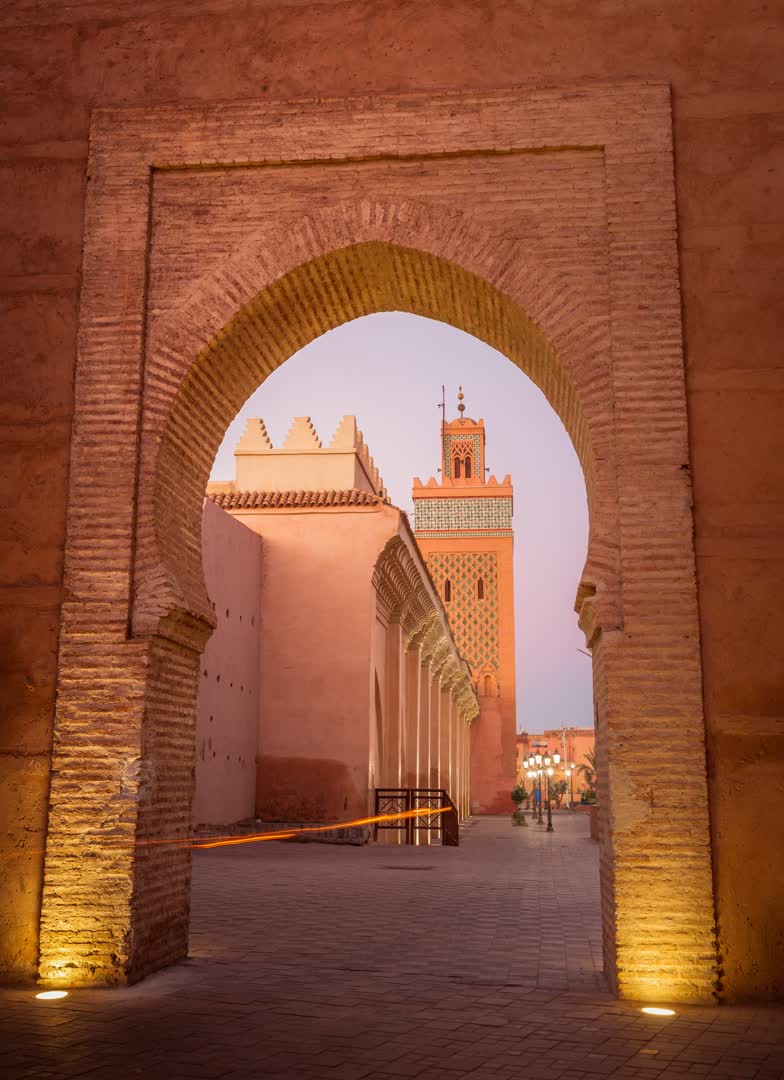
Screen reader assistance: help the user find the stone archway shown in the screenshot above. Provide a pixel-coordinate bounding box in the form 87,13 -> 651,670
38,86 -> 718,1003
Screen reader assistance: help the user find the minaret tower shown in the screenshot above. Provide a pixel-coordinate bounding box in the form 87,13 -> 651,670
412,389 -> 517,814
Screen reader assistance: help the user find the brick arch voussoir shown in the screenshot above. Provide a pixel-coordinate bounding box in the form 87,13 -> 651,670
134,199 -> 620,645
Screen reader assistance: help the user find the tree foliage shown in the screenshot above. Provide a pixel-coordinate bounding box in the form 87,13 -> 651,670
549,779 -> 568,808
577,749 -> 597,800
511,782 -> 529,804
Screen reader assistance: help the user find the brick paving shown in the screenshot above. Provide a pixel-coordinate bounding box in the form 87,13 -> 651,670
2,812 -> 783,1079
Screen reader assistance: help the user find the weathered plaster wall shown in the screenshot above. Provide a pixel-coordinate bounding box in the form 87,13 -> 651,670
1,0 -> 782,998
192,500 -> 262,829
195,494 -> 474,841
236,450 -> 376,496
233,503 -> 395,823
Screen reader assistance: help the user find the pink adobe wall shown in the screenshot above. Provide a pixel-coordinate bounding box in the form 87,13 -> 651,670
228,502 -> 401,823
236,450 -> 379,496
192,500 -> 262,828
557,728 -> 595,794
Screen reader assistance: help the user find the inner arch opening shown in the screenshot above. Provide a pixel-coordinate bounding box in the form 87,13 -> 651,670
188,310 -> 600,997
140,241 -> 611,644
208,313 -> 593,741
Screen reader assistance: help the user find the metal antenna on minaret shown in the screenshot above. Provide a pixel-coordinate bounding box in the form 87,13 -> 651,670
437,385 -> 446,473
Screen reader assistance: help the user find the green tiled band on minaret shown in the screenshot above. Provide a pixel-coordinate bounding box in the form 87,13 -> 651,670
414,496 -> 512,531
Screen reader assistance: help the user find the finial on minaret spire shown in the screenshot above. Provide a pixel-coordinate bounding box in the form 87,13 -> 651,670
457,386 -> 465,416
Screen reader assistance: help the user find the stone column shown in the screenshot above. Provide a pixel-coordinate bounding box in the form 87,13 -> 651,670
417,659 -> 433,847
466,721 -> 471,817
460,718 -> 467,817
419,659 -> 431,790
385,621 -> 404,788
429,671 -> 440,789
440,685 -> 451,796
457,712 -> 464,812
450,699 -> 459,804
404,645 -> 421,789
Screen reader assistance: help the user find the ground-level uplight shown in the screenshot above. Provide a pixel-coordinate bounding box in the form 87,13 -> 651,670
35,990 -> 69,1000
641,1006 -> 675,1016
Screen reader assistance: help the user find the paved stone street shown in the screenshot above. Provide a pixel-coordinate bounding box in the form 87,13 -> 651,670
2,813 -> 783,1079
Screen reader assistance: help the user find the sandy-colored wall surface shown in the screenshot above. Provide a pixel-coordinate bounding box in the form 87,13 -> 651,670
192,501 -> 262,829
229,505 -> 396,822
1,0 -> 782,997
235,450 -> 376,496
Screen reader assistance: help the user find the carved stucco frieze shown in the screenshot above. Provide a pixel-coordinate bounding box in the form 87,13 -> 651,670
372,535 -> 478,721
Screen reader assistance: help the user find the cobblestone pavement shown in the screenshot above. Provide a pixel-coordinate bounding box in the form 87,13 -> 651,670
3,813 -> 783,1079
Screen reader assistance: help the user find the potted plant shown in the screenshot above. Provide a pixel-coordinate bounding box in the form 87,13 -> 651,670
511,782 -> 529,826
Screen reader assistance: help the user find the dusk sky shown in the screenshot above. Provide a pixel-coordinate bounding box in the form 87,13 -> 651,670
210,313 -> 593,733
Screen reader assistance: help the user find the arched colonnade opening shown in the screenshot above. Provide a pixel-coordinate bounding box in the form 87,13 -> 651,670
39,203 -> 717,1004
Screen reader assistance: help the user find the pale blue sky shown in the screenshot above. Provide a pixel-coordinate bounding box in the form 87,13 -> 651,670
210,313 -> 593,732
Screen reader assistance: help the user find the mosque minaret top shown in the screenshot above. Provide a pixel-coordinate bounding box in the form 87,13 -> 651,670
414,388 -> 512,491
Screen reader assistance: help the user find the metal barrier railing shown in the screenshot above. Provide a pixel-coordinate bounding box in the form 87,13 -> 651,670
373,787 -> 460,846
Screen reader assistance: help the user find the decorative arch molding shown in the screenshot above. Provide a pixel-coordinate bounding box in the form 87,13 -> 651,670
132,199 -> 620,649
476,669 -> 501,700
38,85 -> 718,1004
372,534 -> 478,723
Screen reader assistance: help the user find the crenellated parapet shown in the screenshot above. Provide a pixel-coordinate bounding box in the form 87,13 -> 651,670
372,535 -> 478,722
223,414 -> 389,499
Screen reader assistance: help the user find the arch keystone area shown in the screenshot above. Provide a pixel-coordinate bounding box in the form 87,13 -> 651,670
37,86 -> 718,1002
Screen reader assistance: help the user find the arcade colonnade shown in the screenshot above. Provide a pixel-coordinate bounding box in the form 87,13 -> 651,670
377,640 -> 474,826
372,535 -> 476,829
28,86 -> 721,1004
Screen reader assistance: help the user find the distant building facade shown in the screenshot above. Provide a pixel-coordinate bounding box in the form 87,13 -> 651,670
515,728 -> 596,805
412,391 -> 517,814
195,415 -> 478,833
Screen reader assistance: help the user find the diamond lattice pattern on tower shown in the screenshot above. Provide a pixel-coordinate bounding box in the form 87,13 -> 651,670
428,552 -> 499,674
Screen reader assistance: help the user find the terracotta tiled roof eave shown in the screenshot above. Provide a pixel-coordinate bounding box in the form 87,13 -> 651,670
207,488 -> 383,510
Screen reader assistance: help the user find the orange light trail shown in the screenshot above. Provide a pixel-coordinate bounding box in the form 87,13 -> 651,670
192,807 -> 449,849
9,807 -> 451,859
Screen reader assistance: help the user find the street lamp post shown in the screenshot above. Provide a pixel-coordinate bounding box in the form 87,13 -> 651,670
565,761 -> 576,807
543,751 -> 558,832
526,768 -> 538,821
525,750 -> 561,830
524,753 -> 544,823
526,747 -> 573,827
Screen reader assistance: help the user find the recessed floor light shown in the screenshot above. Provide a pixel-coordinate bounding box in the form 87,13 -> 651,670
35,990 -> 69,1000
641,1006 -> 675,1016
